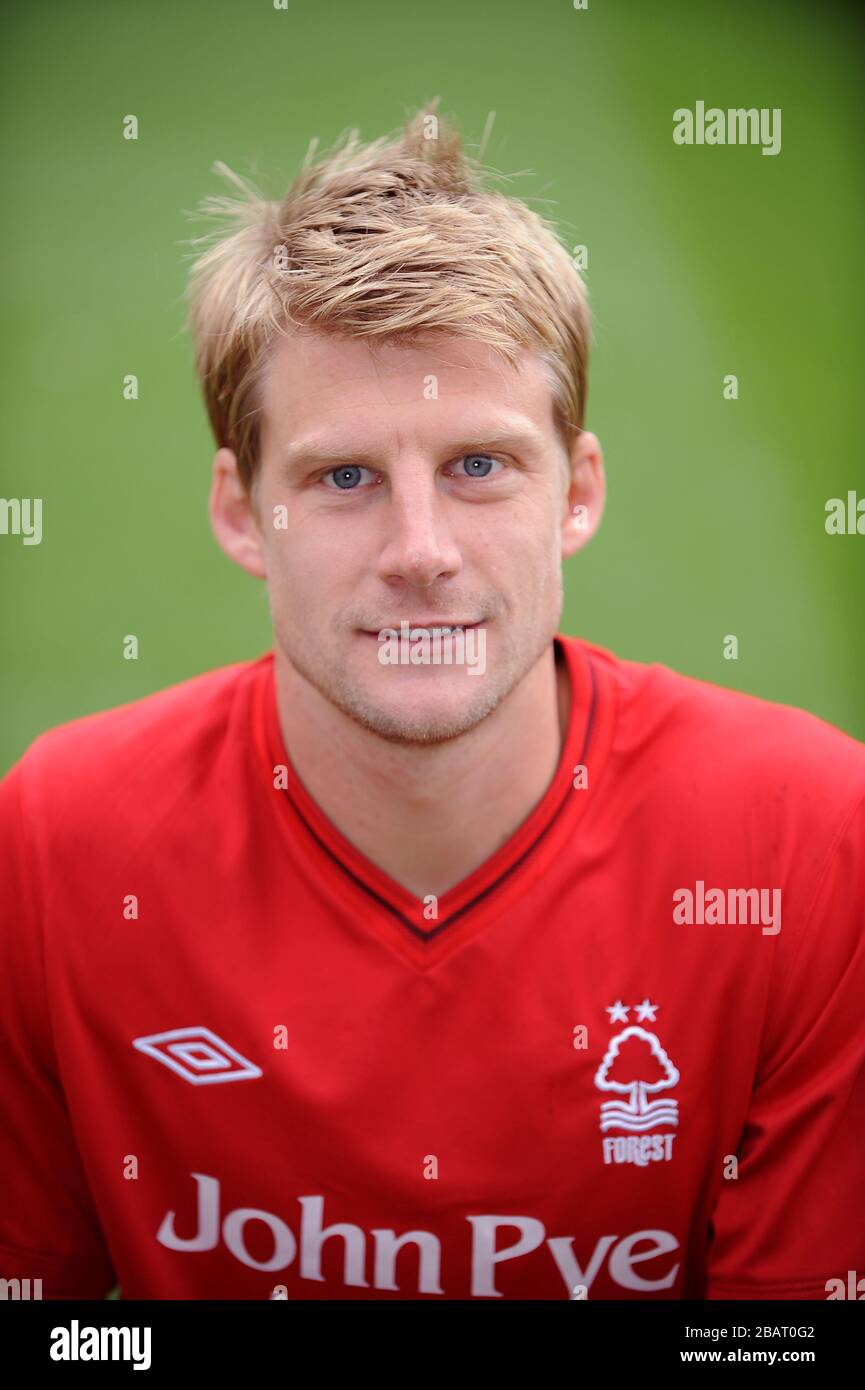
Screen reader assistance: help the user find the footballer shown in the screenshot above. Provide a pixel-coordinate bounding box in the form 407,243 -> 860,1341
1,104 -> 864,1301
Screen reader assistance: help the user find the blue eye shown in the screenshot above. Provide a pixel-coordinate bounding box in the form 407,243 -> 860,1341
323,465 -> 375,490
456,454 -> 501,478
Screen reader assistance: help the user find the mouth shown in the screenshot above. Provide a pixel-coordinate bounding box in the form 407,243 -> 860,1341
360,621 -> 483,639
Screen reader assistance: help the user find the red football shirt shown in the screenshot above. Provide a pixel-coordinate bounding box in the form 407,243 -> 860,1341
2,635 -> 864,1300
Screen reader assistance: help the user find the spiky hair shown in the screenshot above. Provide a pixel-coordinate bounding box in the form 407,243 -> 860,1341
184,99 -> 591,489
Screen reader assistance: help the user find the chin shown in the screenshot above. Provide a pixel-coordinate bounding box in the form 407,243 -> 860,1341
341,680 -> 503,747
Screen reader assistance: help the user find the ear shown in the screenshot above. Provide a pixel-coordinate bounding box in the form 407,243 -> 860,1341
209,448 -> 268,579
560,429 -> 605,560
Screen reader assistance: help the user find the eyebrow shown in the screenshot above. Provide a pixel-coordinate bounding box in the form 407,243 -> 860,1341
280,424 -> 547,469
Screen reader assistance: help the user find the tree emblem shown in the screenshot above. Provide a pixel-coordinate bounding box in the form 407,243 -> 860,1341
594,1026 -> 680,1130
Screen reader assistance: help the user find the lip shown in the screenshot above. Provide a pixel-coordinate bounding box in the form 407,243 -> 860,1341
360,621 -> 483,637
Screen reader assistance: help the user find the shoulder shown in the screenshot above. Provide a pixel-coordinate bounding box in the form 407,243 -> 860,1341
3,654 -> 273,834
569,638 -> 865,902
581,638 -> 865,799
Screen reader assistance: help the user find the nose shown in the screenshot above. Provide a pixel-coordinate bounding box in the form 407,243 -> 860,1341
375,466 -> 463,589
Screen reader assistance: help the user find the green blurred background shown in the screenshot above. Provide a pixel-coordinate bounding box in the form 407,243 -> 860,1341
2,0 -> 863,775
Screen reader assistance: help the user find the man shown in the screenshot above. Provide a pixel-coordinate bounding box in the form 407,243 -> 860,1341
1,105 -> 864,1301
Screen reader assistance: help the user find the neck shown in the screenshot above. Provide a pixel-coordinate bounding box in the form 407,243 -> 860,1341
273,642 -> 571,899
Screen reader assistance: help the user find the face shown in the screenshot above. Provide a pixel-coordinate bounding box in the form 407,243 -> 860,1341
210,329 -> 604,745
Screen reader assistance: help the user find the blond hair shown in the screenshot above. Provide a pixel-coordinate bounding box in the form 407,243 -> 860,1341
184,100 -> 591,490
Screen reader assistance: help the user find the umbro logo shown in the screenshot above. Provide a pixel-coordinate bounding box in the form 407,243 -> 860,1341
132,1027 -> 262,1085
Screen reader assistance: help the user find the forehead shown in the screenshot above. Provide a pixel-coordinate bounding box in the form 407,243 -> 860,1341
258,329 -> 558,443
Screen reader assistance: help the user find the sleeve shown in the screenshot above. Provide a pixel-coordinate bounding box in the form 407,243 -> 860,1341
704,789 -> 865,1300
0,758 -> 116,1299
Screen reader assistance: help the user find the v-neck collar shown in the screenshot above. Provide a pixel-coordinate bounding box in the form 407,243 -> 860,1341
255,635 -> 614,968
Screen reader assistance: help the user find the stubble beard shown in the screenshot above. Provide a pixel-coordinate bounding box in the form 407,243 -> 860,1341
275,624 -> 552,748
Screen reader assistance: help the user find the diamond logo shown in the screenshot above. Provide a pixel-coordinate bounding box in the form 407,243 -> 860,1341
132,1027 -> 262,1085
